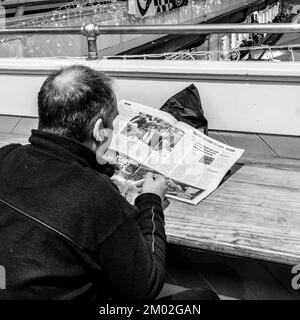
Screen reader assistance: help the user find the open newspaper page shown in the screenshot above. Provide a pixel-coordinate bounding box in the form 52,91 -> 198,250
104,99 -> 180,203
105,100 -> 244,205
129,121 -> 244,205
161,121 -> 244,204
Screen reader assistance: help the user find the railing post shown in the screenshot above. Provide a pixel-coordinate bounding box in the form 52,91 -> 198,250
81,23 -> 99,60
15,0 -> 25,17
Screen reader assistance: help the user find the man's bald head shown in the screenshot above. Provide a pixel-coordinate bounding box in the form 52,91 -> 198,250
52,67 -> 82,89
38,65 -> 116,142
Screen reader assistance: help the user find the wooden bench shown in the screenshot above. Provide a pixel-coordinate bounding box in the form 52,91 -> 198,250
165,157 -> 300,266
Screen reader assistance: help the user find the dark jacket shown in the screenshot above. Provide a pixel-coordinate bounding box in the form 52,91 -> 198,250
0,130 -> 166,300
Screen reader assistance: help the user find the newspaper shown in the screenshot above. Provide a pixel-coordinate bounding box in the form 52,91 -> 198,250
105,99 -> 244,205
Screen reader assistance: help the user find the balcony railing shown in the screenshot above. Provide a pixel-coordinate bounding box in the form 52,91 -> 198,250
0,23 -> 300,59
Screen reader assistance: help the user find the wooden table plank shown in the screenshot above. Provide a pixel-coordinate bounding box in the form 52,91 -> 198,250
229,165 -> 300,189
166,164 -> 300,265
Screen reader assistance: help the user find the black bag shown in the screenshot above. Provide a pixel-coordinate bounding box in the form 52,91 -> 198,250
160,84 -> 208,134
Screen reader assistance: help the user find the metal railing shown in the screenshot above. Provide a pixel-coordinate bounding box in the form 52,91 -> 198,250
1,23 -> 300,59
2,0 -> 68,8
101,44 -> 300,62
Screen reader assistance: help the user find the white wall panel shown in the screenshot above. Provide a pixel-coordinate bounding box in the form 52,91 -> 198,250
0,59 -> 299,136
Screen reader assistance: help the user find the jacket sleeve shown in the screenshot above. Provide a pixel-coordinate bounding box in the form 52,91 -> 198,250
97,193 -> 166,301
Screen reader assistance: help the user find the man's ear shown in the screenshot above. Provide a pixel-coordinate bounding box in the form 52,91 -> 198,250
93,118 -> 104,143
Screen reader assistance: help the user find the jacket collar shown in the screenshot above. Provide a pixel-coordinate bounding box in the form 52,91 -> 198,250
29,130 -> 115,177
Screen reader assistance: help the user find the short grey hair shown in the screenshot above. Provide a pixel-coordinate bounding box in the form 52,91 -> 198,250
38,65 -> 116,142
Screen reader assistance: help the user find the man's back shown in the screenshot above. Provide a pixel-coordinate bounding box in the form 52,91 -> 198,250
0,130 -> 166,300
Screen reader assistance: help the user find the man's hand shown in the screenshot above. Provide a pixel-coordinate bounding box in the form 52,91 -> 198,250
136,172 -> 169,200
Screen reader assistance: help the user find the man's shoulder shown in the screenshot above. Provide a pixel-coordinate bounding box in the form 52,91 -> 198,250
0,143 -> 27,170
0,143 -> 22,158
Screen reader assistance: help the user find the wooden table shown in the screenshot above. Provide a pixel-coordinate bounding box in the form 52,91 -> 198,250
165,158 -> 300,266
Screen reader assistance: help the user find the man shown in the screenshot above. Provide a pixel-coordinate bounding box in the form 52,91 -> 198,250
0,65 -> 218,301
0,65 -> 168,300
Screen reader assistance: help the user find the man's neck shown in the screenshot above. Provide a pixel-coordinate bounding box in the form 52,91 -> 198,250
82,139 -> 107,165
